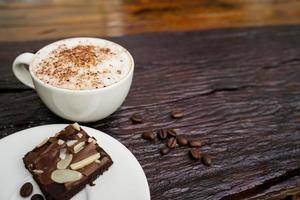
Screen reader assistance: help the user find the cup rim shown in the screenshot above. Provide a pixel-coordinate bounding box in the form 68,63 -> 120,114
29,37 -> 134,93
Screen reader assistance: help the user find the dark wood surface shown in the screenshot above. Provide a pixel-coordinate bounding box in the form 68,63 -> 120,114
1,25 -> 300,199
1,0 -> 300,42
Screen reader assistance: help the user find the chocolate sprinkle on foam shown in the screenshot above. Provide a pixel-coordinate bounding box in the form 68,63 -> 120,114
32,42 -> 131,90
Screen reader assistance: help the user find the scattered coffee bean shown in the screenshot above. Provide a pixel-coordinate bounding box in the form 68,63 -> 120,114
167,137 -> 177,149
89,182 -> 96,186
20,182 -> 33,197
201,154 -> 212,166
167,128 -> 177,137
189,148 -> 201,160
135,111 -> 214,164
171,109 -> 184,119
160,146 -> 171,155
130,114 -> 143,124
142,131 -> 156,141
31,194 -> 44,200
157,129 -> 168,140
177,135 -> 188,146
189,139 -> 202,147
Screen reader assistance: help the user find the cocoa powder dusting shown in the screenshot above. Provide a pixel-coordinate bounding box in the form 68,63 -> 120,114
58,45 -> 98,68
33,44 -> 123,90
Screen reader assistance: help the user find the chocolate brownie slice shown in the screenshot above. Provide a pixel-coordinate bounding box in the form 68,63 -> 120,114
23,123 -> 113,200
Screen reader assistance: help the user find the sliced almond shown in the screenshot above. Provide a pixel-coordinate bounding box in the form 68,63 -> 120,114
59,148 -> 67,160
73,141 -> 85,154
57,154 -> 73,169
95,160 -> 101,164
57,139 -> 65,145
77,133 -> 83,138
72,123 -> 81,131
33,169 -> 44,174
67,140 -> 78,147
88,138 -> 96,144
70,153 -> 100,170
36,138 -> 48,148
51,169 -> 82,183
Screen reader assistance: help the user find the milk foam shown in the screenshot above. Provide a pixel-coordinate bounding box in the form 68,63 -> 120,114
31,38 -> 132,90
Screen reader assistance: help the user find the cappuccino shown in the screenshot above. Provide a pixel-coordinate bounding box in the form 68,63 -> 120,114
31,38 -> 132,90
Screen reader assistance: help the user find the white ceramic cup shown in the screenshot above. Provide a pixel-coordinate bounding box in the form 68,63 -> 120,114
12,37 -> 134,122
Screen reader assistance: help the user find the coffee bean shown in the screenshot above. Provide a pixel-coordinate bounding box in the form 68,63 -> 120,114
189,148 -> 201,160
167,128 -> 177,137
201,154 -> 212,166
31,194 -> 44,200
177,135 -> 188,146
20,182 -> 33,197
167,137 -> 177,149
189,139 -> 202,147
157,129 -> 168,140
160,147 -> 171,155
130,114 -> 143,124
171,109 -> 184,119
142,131 -> 156,141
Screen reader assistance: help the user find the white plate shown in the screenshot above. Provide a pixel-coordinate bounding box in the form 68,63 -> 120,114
0,124 -> 150,200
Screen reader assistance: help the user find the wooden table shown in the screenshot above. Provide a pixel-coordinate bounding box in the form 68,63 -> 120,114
1,1 -> 300,200
1,0 -> 300,42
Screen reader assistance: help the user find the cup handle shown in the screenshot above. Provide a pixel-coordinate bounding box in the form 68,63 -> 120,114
12,52 -> 35,89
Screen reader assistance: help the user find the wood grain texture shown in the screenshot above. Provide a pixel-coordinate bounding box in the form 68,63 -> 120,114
1,0 -> 300,42
1,25 -> 300,199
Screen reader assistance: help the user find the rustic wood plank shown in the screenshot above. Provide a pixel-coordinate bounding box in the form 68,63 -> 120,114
247,177 -> 300,200
0,0 -> 300,42
1,26 -> 300,199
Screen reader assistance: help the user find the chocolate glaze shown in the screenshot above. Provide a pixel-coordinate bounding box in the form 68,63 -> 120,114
23,124 -> 113,200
